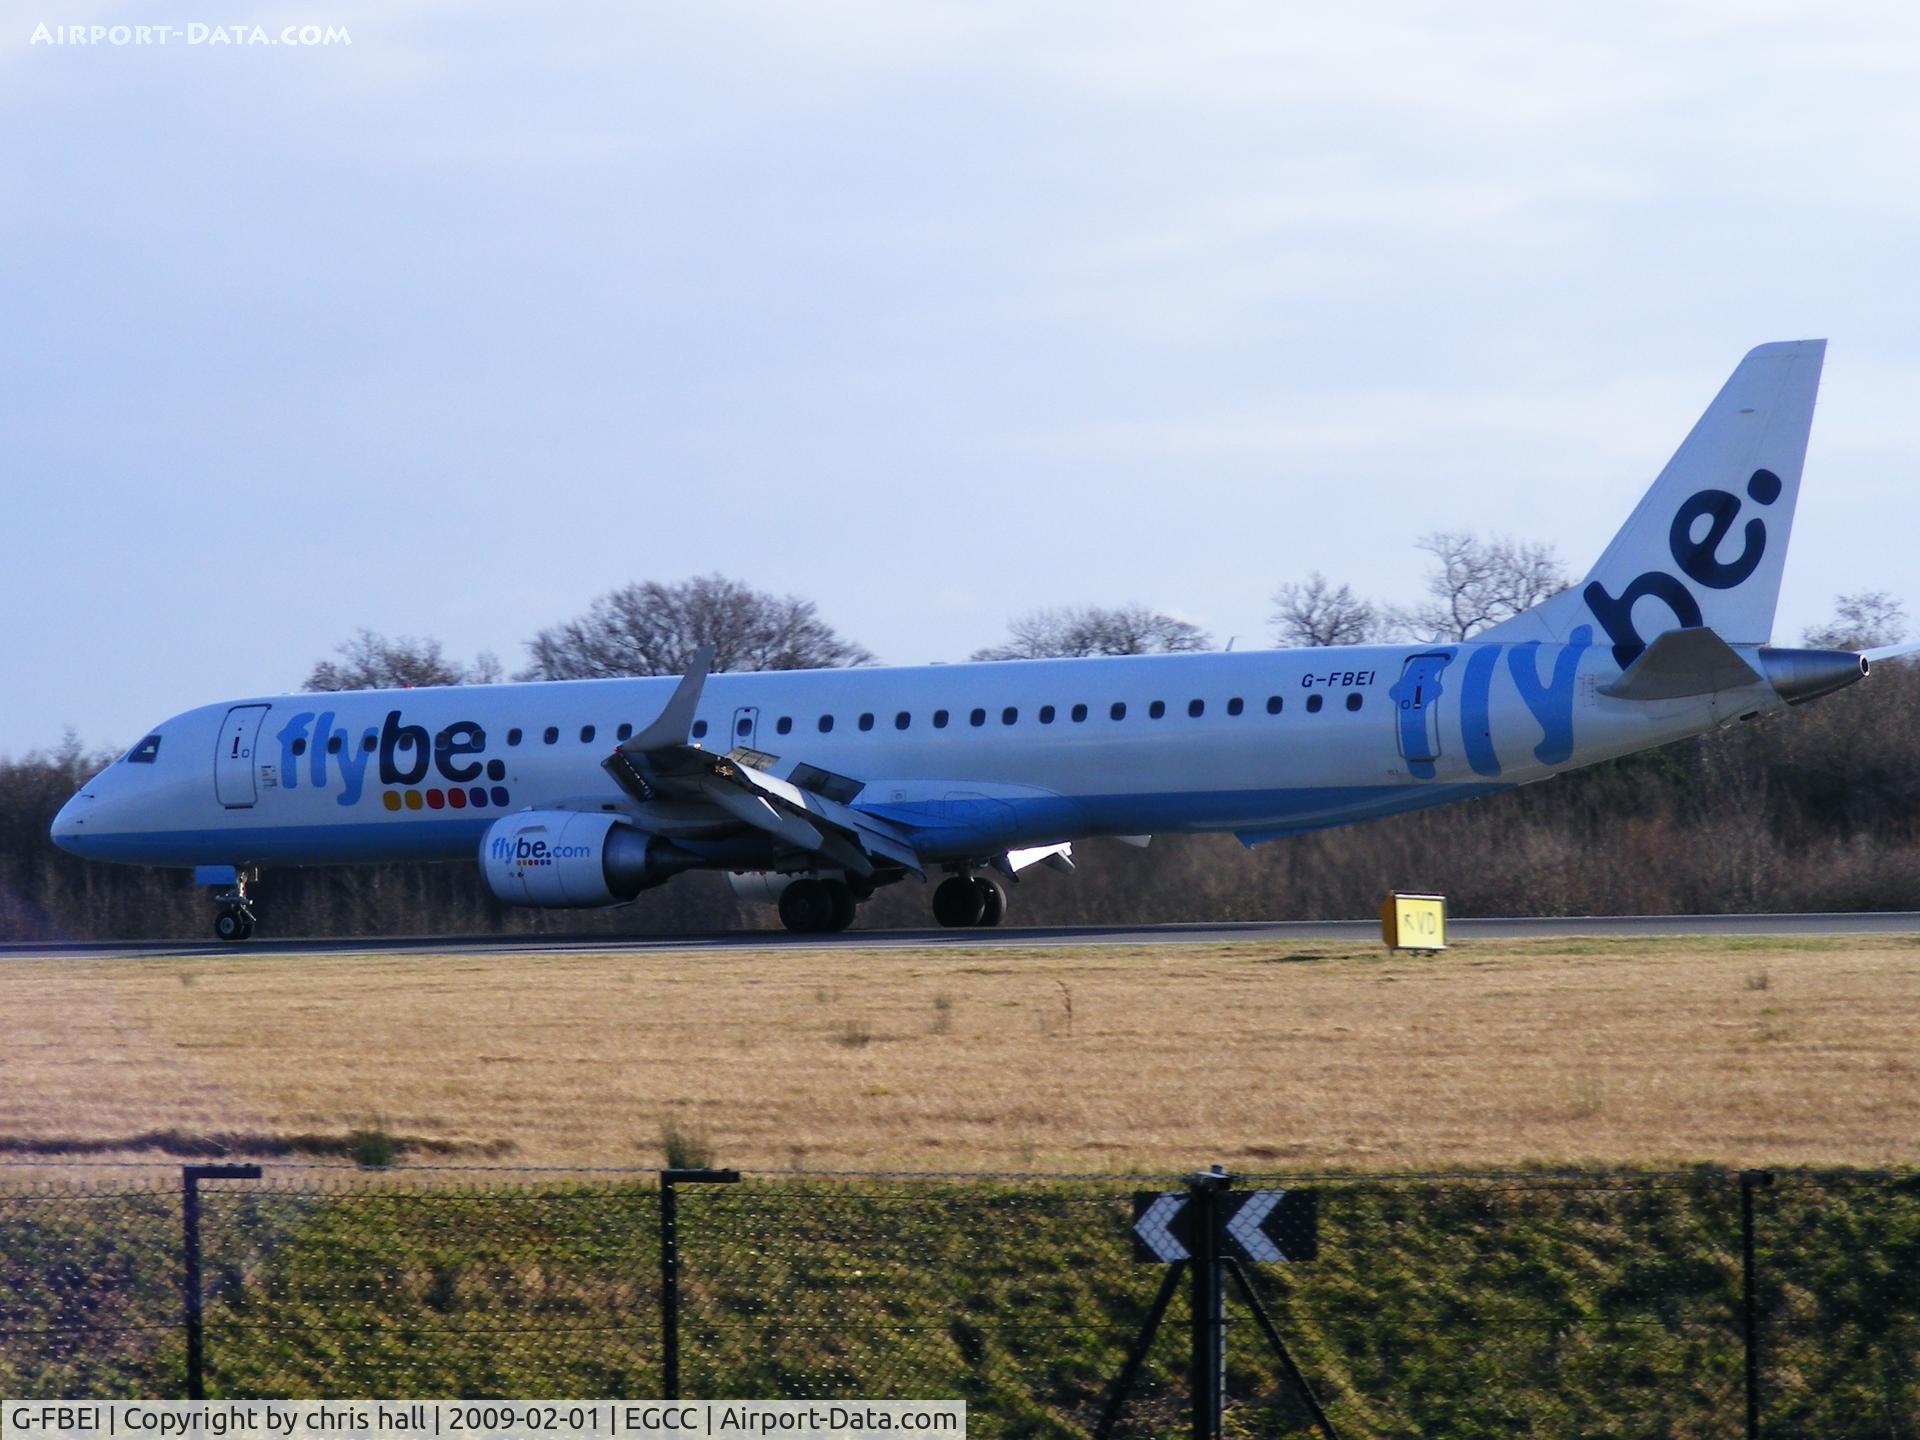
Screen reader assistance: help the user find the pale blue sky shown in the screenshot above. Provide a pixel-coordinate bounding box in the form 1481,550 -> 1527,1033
6,1 -> 1919,756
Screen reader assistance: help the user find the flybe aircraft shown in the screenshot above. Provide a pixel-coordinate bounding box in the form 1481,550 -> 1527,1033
53,340 -> 1885,940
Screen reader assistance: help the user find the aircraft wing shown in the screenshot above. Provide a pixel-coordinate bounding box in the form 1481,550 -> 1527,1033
600,649 -> 923,877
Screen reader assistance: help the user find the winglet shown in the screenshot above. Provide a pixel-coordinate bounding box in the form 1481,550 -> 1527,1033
620,646 -> 714,754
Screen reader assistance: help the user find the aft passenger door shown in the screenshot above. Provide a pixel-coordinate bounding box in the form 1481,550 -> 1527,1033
1394,654 -> 1449,765
215,704 -> 270,808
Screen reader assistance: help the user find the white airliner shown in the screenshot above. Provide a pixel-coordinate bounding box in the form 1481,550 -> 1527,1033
53,340 -> 1884,940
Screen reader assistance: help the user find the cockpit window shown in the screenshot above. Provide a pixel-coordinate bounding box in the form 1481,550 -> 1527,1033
126,735 -> 162,764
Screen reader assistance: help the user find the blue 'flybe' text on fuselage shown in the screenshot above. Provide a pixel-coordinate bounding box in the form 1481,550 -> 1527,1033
274,711 -> 501,806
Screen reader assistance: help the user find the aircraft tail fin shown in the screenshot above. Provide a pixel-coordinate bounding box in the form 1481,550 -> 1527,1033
1480,340 -> 1826,667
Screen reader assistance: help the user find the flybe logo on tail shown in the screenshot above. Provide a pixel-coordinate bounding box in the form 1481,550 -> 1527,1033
1583,469 -> 1781,668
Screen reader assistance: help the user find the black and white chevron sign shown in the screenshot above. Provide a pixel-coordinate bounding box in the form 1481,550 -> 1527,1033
1130,1190 -> 1318,1263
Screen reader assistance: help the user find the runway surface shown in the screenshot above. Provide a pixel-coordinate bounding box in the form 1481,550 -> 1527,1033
4,911 -> 1919,960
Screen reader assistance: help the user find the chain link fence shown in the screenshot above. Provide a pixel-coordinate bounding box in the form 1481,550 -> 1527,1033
2,1165 -> 1916,1437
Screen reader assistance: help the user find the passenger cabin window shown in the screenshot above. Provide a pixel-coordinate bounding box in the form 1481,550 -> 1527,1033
507,728 -> 523,746
1266,696 -> 1283,715
291,738 -> 308,756
126,735 -> 162,764
1002,706 -> 1018,725
1110,702 -> 1127,721
777,716 -> 793,735
1071,704 -> 1088,723
737,716 -> 753,736
970,708 -> 986,727
580,725 -> 596,743
933,710 -> 950,729
859,713 -> 875,732
818,715 -> 834,734
543,726 -> 559,744
1307,693 -> 1324,713
693,720 -> 709,739
895,712 -> 911,730
362,733 -> 377,752
327,735 -> 343,754
1189,699 -> 1205,718
1346,692 -> 1363,712
1227,697 -> 1244,716
1149,700 -> 1166,719
1039,705 -> 1056,724
617,723 -> 633,742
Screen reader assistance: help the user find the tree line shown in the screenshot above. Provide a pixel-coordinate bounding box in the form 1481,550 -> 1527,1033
3,551 -> 1912,940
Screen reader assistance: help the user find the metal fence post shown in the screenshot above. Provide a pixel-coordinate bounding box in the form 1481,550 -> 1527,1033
181,1163 -> 261,1400
1741,1169 -> 1774,1440
1187,1167 -> 1232,1440
658,1168 -> 739,1400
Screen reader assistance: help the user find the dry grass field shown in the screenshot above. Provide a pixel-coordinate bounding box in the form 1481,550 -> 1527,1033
2,935 -> 1917,1173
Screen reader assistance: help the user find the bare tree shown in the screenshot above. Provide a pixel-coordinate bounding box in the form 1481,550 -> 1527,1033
1391,531 -> 1568,642
1271,573 -> 1381,647
305,630 -> 502,692
972,604 -> 1210,661
522,574 -> 874,679
1804,590 -> 1907,651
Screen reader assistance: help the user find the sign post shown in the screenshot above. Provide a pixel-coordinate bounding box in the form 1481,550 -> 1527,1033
1099,1169 -> 1337,1440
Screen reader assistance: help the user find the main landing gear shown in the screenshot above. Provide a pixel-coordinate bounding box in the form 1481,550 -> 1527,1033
777,877 -> 861,934
210,869 -> 258,942
932,872 -> 1007,928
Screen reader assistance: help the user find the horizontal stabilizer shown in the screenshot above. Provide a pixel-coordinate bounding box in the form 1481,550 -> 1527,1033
1598,627 -> 1763,701
1862,639 -> 1920,664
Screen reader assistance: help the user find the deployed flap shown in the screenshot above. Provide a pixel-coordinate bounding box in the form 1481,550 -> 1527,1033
719,758 -> 923,875
600,655 -> 922,875
1598,627 -> 1764,700
1008,842 -> 1073,874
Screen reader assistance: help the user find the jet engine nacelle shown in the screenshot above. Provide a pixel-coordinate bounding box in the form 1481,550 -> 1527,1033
480,811 -> 695,908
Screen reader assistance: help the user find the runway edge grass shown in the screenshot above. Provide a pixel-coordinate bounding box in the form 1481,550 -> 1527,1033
3,1171 -> 1919,1437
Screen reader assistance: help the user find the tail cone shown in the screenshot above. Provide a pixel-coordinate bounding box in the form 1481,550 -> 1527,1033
1757,647 -> 1869,705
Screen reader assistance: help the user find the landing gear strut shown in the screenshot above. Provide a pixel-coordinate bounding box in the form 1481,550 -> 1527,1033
933,873 -> 1007,928
210,869 -> 258,942
777,877 -> 859,935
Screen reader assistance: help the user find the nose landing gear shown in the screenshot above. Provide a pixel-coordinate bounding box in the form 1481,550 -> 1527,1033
205,867 -> 258,942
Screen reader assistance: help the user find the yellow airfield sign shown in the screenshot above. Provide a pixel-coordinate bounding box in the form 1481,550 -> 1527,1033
1381,892 -> 1447,952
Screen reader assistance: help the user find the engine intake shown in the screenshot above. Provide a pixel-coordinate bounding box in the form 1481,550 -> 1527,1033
479,811 -> 696,907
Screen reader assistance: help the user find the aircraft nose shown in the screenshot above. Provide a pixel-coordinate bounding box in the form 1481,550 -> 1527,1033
50,791 -> 92,855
